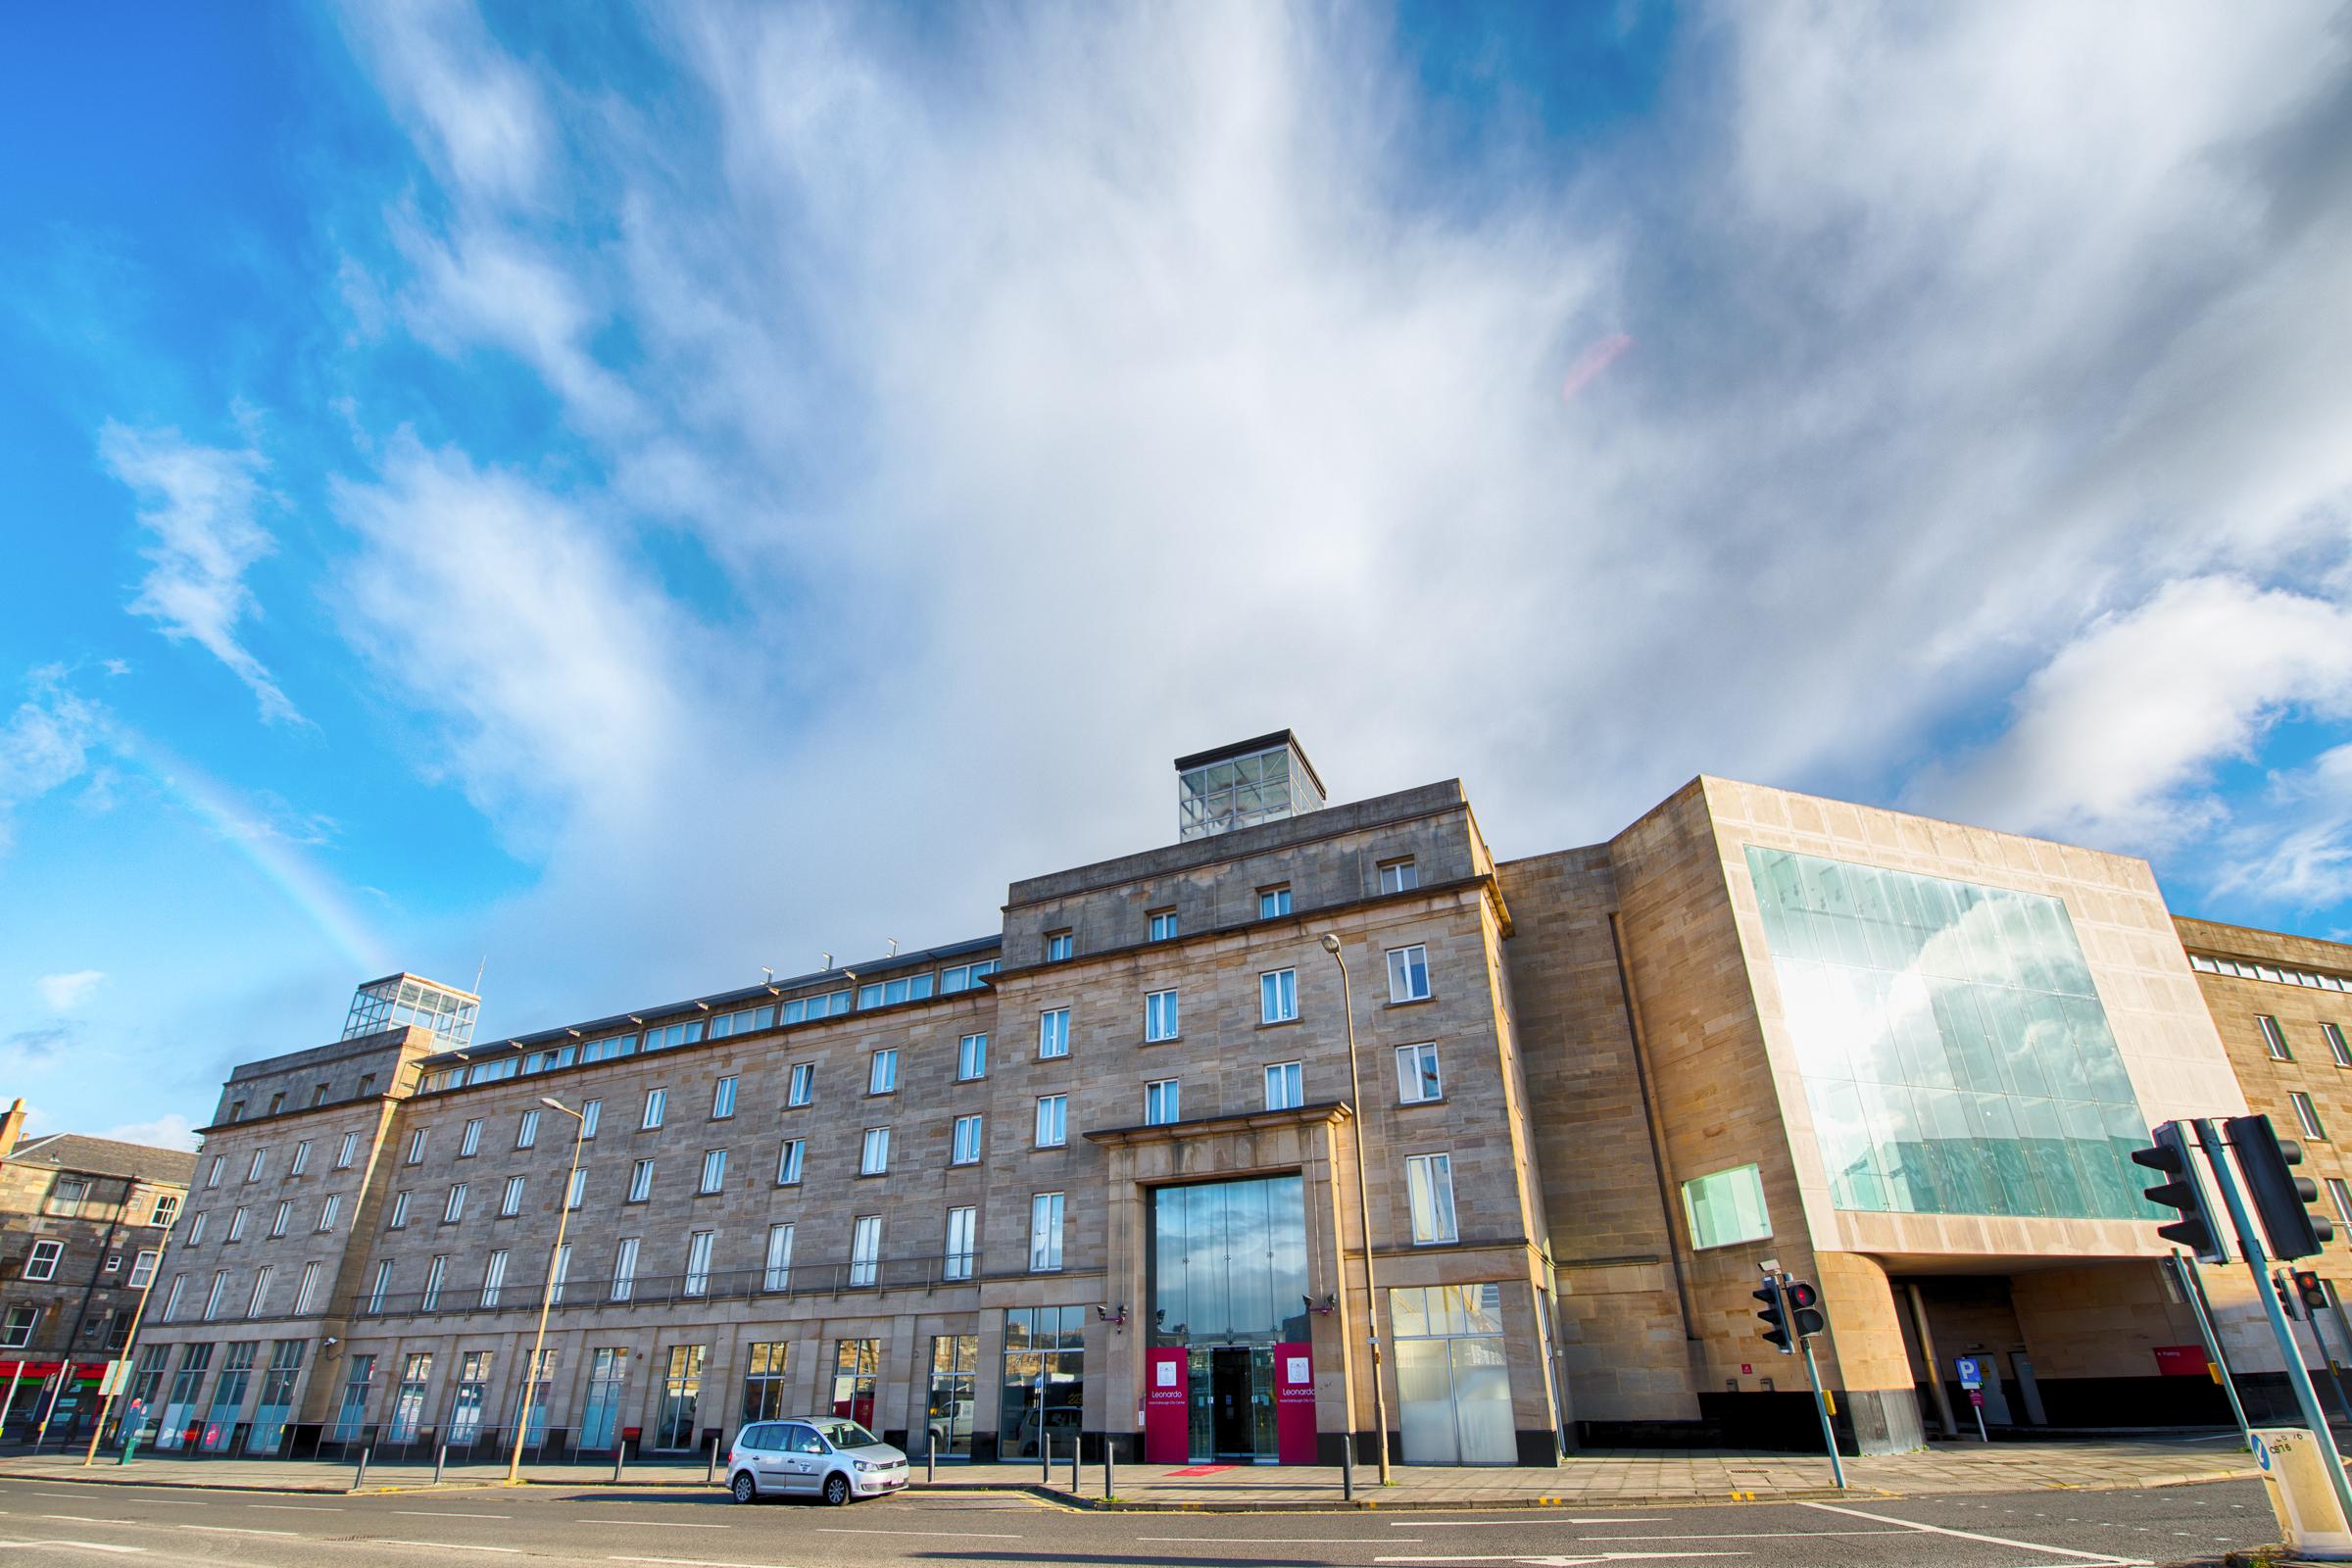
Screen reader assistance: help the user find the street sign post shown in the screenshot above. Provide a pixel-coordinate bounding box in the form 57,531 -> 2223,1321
1954,1356 -> 1987,1443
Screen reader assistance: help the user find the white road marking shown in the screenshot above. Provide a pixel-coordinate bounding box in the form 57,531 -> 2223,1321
608,1558 -> 796,1568
40,1514 -> 114,1523
1140,1538 -> 1420,1544
362,1542 -> 521,1554
253,1503 -> 343,1510
1395,1520 -> 1642,1528
181,1525 -> 301,1537
814,1527 -> 1024,1539
1575,1531 -> 1911,1541
392,1509 -> 513,1518
1794,1501 -> 2150,1565
578,1517 -> 730,1528
0,1540 -> 144,1555
1377,1553 -> 1747,1566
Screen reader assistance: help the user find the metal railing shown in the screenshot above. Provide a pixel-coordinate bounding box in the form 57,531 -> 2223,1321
346,1252 -> 1096,1320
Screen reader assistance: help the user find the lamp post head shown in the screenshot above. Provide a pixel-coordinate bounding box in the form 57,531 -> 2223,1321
539,1097 -> 579,1117
1320,933 -> 1343,955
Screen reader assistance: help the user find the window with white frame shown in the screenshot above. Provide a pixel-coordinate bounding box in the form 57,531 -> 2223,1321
481,1250 -> 509,1308
776,1139 -> 805,1185
1264,1060 -> 1303,1110
712,1076 -> 738,1119
611,1238 -> 640,1301
163,1274 -> 188,1321
958,1033 -> 988,1080
860,1128 -> 891,1175
187,1210 -> 209,1245
952,1114 -> 983,1165
317,1194 -> 341,1232
2328,1022 -> 2352,1068
389,1190 -> 412,1228
1145,989 -> 1180,1042
550,1244 -> 572,1304
246,1149 -> 268,1182
335,1132 -> 360,1169
1258,886 -> 1292,919
501,1175 -> 525,1216
293,1260 -> 321,1314
1039,1008 -> 1071,1058
248,1264 -> 273,1317
367,1260 -> 392,1313
405,1130 -> 427,1165
582,1099 -> 603,1138
684,1230 -> 715,1297
850,1215 -> 882,1287
1396,1042 -> 1443,1103
1150,909 -> 1179,942
2328,1177 -> 2352,1225
1387,944 -> 1432,1003
24,1240 -> 64,1281
1405,1152 -> 1459,1243
869,1051 -> 898,1096
3,1306 -> 33,1348
152,1193 -> 179,1227
205,1153 -> 224,1188
1030,1192 -> 1065,1271
227,1206 -> 248,1242
763,1222 -> 795,1291
1379,858 -> 1419,894
945,1205 -> 976,1280
204,1270 -> 231,1320
1046,930 -> 1074,962
270,1200 -> 291,1237
444,1183 -> 467,1223
567,1168 -> 588,1209
460,1118 -> 483,1157
128,1250 -> 160,1290
2294,1092 -> 2328,1141
422,1255 -> 448,1310
629,1159 -> 655,1202
1145,1079 -> 1181,1125
2262,1015 -> 2293,1061
701,1149 -> 729,1193
857,972 -> 935,1008
1260,968 -> 1298,1024
940,959 -> 1000,994
642,1088 -> 666,1129
517,1109 -> 541,1149
787,1063 -> 815,1106
1035,1095 -> 1067,1148
289,1140 -> 312,1176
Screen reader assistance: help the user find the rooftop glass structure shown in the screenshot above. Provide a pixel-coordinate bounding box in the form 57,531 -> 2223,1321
343,974 -> 479,1048
1175,731 -> 1326,842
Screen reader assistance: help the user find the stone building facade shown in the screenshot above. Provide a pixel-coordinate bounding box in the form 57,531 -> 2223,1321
122,736 -> 2348,1462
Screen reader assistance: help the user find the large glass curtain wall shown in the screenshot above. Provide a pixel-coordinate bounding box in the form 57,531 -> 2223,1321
1148,1175 -> 1311,1348
1745,847 -> 2154,1219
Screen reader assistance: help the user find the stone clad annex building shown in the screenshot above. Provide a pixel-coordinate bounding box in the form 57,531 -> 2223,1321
128,733 -> 2352,1464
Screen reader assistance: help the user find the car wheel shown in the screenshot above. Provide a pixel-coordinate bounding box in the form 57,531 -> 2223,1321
823,1471 -> 851,1506
731,1471 -> 758,1504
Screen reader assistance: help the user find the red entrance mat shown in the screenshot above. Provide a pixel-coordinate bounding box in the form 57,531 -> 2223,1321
1161,1464 -> 1238,1476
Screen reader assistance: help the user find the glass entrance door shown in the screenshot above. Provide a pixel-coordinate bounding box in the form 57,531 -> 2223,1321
1187,1347 -> 1276,1460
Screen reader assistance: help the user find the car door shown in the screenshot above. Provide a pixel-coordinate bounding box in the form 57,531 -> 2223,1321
772,1423 -> 818,1493
744,1425 -> 787,1489
788,1423 -> 834,1494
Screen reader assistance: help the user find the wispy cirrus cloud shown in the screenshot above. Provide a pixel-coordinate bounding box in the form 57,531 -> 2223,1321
0,666 -> 105,854
36,969 -> 105,1012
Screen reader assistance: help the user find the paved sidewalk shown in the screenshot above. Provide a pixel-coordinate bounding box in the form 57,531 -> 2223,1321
0,1433 -> 2258,1509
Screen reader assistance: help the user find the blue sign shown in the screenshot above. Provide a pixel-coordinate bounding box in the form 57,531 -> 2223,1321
1955,1355 -> 1983,1389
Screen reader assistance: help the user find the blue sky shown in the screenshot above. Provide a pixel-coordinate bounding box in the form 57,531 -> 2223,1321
4,2 -> 2350,1149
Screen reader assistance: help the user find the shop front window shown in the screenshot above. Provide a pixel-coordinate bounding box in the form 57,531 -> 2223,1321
742,1342 -> 790,1423
656,1346 -> 706,1450
580,1348 -> 629,1450
921,1334 -> 979,1459
999,1307 -> 1084,1460
201,1342 -> 255,1452
1391,1284 -> 1514,1465
832,1339 -> 880,1428
447,1350 -> 493,1446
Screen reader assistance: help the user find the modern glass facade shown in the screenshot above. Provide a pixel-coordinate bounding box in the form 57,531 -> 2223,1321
999,1308 -> 1083,1459
1148,1175 -> 1311,1348
1746,847 -> 2152,1219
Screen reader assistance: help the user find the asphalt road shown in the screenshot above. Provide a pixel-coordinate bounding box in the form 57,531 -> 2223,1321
0,1473 -> 2278,1567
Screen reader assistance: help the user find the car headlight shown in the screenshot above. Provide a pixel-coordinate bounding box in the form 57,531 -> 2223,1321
855,1459 -> 881,1471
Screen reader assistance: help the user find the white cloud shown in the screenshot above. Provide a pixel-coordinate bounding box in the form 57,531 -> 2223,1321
339,0 -> 552,208
36,970 -> 106,1012
97,1112 -> 201,1152
2212,745 -> 2352,911
0,666 -> 104,853
99,423 -> 303,725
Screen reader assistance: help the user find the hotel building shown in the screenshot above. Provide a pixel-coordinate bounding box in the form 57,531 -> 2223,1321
122,735 -> 2352,1462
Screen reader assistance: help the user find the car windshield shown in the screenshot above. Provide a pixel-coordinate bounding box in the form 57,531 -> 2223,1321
813,1419 -> 878,1448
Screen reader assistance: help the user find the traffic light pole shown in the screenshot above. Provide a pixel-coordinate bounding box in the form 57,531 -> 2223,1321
2194,1118 -> 2352,1527
2274,1267 -> 2352,1428
2167,1252 -> 2250,1451
1795,1325 -> 1846,1492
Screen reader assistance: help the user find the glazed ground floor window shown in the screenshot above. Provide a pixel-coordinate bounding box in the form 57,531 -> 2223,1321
999,1307 -> 1083,1459
920,1334 -> 979,1459
1391,1284 -> 1514,1465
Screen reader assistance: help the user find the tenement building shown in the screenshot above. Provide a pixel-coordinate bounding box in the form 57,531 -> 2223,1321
0,1101 -> 194,1442
127,734 -> 2352,1461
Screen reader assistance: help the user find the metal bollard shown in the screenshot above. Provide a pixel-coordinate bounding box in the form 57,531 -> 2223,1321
612,1445 -> 625,1484
1103,1443 -> 1114,1500
433,1441 -> 448,1485
1341,1436 -> 1354,1501
925,1444 -> 936,1485
354,1445 -> 371,1492
706,1435 -> 720,1484
1069,1438 -> 1079,1492
1041,1432 -> 1051,1485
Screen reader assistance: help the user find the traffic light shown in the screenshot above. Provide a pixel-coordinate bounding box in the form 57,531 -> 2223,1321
2277,1275 -> 2304,1320
2227,1114 -> 2334,1260
1784,1278 -> 1827,1340
1754,1276 -> 1793,1353
2295,1269 -> 2330,1313
2131,1121 -> 2228,1262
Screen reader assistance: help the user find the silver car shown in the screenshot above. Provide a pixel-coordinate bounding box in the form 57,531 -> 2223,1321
727,1416 -> 908,1505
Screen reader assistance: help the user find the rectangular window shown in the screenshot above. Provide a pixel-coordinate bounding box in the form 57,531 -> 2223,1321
204,1270 -> 230,1320
207,1154 -> 224,1188
2262,1015 -> 2293,1060
776,1139 -> 805,1185
460,1118 -> 483,1156
1039,1009 -> 1071,1058
1258,886 -> 1292,919
940,960 -> 1001,994
612,1238 -> 640,1301
779,990 -> 852,1024
422,1255 -> 448,1310
1406,1152 -> 1459,1244
335,1132 -> 360,1169
787,1063 -> 815,1106
711,1076 -> 738,1119
1683,1163 -> 1774,1250
2328,1022 -> 2352,1069
1396,1042 -> 1444,1103
567,1167 -> 588,1209
1379,858 -> 1419,894
188,1210 -> 208,1245
684,1230 -> 715,1297
763,1222 -> 795,1292
405,1130 -> 427,1165
517,1109 -> 541,1149
550,1245 -> 572,1304
227,1206 -> 249,1242
248,1264 -> 273,1317
643,1018 -> 708,1052
1029,1192 -> 1065,1271
958,1033 -> 989,1080
246,1149 -> 268,1182
1,1306 -> 30,1348
317,1194 -> 341,1232
701,1149 -> 729,1193
128,1249 -> 160,1290
443,1183 -> 467,1223
2294,1092 -> 2328,1141
856,973 -> 935,1008
1387,944 -> 1433,1003
163,1275 -> 187,1322
582,1099 -> 602,1138
945,1205 -> 977,1280
850,1215 -> 882,1287
1035,1095 -> 1067,1148
860,1127 -> 892,1175
294,1260 -> 322,1315
1046,931 -> 1074,962
1145,989 -> 1180,1042
481,1250 -> 509,1308
2331,1178 -> 2352,1225
952,1114 -> 983,1165
629,1159 -> 655,1202
1145,1078 -> 1180,1125
367,1260 -> 392,1314
1260,968 -> 1298,1024
152,1192 -> 179,1227
1265,1060 -> 1303,1110
266,1200 -> 288,1238
501,1175 -> 525,1216
643,1088 -> 666,1129
25,1240 -> 64,1281
288,1141 -> 312,1176
1150,909 -> 1179,942
868,1051 -> 898,1096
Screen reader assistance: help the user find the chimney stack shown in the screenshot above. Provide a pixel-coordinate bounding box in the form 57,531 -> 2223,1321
0,1098 -> 25,1158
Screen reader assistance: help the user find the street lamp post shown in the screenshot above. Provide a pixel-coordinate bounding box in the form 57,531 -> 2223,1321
1321,933 -> 1393,1486
81,1231 -> 171,1465
507,1097 -> 586,1486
